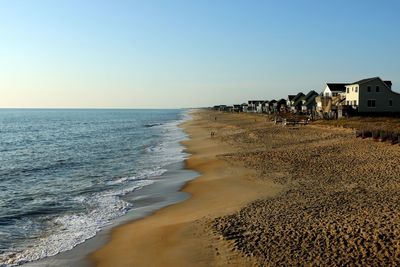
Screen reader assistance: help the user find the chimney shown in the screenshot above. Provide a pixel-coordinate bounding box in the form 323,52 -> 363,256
384,80 -> 392,89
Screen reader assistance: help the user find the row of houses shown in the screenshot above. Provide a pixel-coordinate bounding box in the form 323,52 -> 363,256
213,77 -> 400,118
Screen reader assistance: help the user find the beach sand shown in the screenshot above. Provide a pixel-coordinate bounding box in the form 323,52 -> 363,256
90,110 -> 282,267
91,110 -> 400,266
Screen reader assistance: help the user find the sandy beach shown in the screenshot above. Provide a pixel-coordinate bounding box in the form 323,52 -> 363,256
90,109 -> 400,266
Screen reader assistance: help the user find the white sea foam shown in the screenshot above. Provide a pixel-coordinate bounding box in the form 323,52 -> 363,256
0,110 -> 193,267
105,177 -> 129,185
0,179 -> 154,266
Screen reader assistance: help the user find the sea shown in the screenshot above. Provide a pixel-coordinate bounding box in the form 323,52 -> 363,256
0,109 -> 194,266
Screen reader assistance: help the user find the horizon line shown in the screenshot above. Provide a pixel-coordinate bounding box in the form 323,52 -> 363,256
0,107 -> 202,110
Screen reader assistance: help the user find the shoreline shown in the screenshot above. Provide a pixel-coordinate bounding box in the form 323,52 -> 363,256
89,110 -> 282,266
21,110 -> 197,267
23,162 -> 198,267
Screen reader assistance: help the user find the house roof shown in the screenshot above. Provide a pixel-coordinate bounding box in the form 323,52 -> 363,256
293,98 -> 304,107
248,100 -> 264,104
303,90 -> 319,101
276,98 -> 286,105
292,92 -> 305,103
304,94 -> 318,106
326,83 -> 348,92
346,77 -> 392,87
385,81 -> 393,87
301,90 -> 319,107
347,77 -> 392,87
287,95 -> 296,101
349,77 -> 378,85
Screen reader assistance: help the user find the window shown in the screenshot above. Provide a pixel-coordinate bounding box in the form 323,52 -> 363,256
376,86 -> 380,92
355,87 -> 358,93
367,99 -> 376,107
346,88 -> 349,93
367,86 -> 371,92
346,100 -> 349,105
354,100 -> 357,105
389,99 -> 393,106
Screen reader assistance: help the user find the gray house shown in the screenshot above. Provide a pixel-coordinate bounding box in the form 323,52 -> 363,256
301,90 -> 319,113
291,92 -> 305,112
345,77 -> 399,114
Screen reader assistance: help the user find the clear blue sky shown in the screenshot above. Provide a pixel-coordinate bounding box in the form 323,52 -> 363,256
1,0 -> 399,108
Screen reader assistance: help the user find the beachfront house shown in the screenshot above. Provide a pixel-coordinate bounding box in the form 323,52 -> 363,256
301,90 -> 319,113
268,100 -> 277,113
247,100 -> 264,113
345,77 -> 400,114
322,83 -> 348,97
274,98 -> 287,113
262,101 -> 271,113
233,104 -> 243,112
291,92 -> 305,113
256,101 -> 269,113
216,105 -> 227,111
241,103 -> 249,112
286,95 -> 296,108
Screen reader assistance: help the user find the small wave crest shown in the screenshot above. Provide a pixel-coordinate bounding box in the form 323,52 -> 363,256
143,123 -> 161,128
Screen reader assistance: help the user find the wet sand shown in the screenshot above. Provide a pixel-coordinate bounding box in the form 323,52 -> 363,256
91,110 -> 400,266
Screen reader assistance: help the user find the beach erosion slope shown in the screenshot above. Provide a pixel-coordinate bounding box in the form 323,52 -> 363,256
90,110 -> 282,266
91,110 -> 400,266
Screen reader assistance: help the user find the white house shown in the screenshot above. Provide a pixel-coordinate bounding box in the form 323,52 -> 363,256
322,83 -> 348,97
256,101 -> 269,113
247,100 -> 264,112
345,77 -> 400,113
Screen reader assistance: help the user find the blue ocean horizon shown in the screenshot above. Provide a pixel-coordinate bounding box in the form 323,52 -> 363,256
0,109 -> 191,266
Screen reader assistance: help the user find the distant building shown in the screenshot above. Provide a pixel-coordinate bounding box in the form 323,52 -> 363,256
274,98 -> 287,113
345,77 -> 400,114
268,100 -> 277,113
286,95 -> 296,108
247,100 -> 264,112
290,92 -> 305,112
255,101 -> 269,113
260,101 -> 270,113
301,90 -> 319,113
322,83 -> 348,97
233,104 -> 243,112
241,103 -> 249,112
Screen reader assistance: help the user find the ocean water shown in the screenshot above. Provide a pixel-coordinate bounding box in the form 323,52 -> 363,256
0,109 -> 190,266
